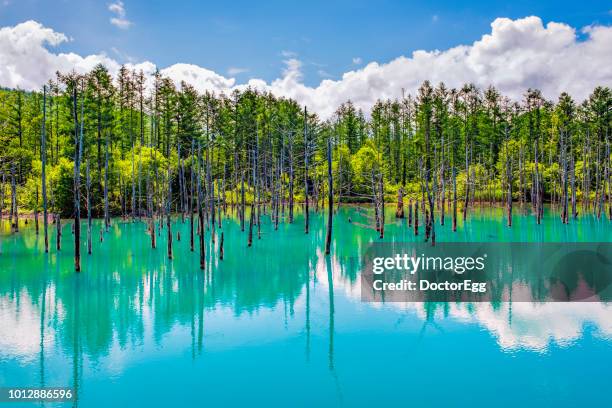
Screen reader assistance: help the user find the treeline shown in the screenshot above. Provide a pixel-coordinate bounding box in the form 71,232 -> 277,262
0,64 -> 611,249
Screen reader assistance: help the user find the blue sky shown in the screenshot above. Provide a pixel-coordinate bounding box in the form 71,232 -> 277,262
1,0 -> 610,86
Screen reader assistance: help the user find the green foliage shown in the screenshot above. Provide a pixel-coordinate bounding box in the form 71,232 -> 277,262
0,64 -> 610,219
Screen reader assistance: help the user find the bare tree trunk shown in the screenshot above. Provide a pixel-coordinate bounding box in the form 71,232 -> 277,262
42,87 -> 49,250
274,159 -> 280,231
379,170 -> 385,239
372,171 -> 380,232
408,199 -> 413,227
104,131 -> 110,232
72,87 -> 81,272
240,170 -> 245,232
0,174 -> 4,223
463,143 -> 470,222
304,107 -> 310,234
452,167 -> 457,232
534,140 -> 541,225
166,166 -> 172,260
571,154 -> 577,219
289,139 -> 294,224
561,130 -> 569,224
190,139 -> 195,251
414,201 -> 419,236
325,137 -> 333,255
425,171 -> 436,246
56,206 -> 61,251
440,137 -> 445,226
506,127 -> 513,227
147,142 -> 156,249
35,185 -> 39,235
138,147 -> 142,220
131,143 -> 136,221
86,160 -> 92,255
395,186 -> 404,218
11,168 -> 18,233
605,140 -> 610,221
198,143 -> 205,270
248,151 -> 254,247
248,205 -> 254,247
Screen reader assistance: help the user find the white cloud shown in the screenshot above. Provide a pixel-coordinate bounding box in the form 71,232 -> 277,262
0,20 -> 120,89
161,63 -> 235,93
251,16 -> 612,118
227,67 -> 249,76
1,17 -> 611,120
352,57 -> 362,65
109,1 -> 132,29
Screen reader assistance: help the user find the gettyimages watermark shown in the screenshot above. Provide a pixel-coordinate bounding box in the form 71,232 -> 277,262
360,242 -> 612,302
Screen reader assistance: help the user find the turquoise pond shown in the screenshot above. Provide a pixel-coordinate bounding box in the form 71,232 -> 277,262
0,206 -> 611,407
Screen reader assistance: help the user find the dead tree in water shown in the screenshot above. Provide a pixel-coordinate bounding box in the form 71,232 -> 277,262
570,155 -> 577,220
166,165 -> 173,260
131,144 -> 136,221
197,142 -> 205,270
325,137 -> 333,255
452,167 -> 457,232
255,130 -> 261,240
379,170 -> 385,239
189,139 -> 195,251
10,167 -> 18,233
395,187 -> 404,218
505,126 -> 513,227
439,139 -> 446,226
534,140 -> 542,224
408,200 -> 413,227
274,159 -> 280,230
372,171 -> 380,233
240,170 -> 245,232
304,107 -> 310,234
0,174 -> 4,224
41,85 -> 49,252
86,160 -> 92,254
147,137 -> 156,249
248,151 -> 254,247
414,201 -> 419,236
462,143 -> 470,222
177,143 -> 184,222
104,129 -> 110,231
72,86 -> 82,272
34,186 -> 39,234
560,129 -> 569,224
606,140 -> 611,221
288,131 -> 295,224
54,191 -> 61,251
424,169 -> 436,246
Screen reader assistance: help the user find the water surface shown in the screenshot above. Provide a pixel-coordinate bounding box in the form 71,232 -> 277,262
1,206 -> 611,407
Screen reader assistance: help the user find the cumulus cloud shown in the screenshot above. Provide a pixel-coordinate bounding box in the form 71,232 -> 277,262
1,16 -> 611,119
161,63 -> 235,93
352,57 -> 362,65
109,1 -> 132,29
250,16 -> 612,118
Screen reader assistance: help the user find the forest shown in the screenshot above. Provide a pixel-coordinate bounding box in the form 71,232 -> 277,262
0,63 -> 610,269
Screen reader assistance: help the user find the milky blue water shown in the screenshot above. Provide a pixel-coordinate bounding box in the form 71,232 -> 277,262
1,206 -> 611,407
